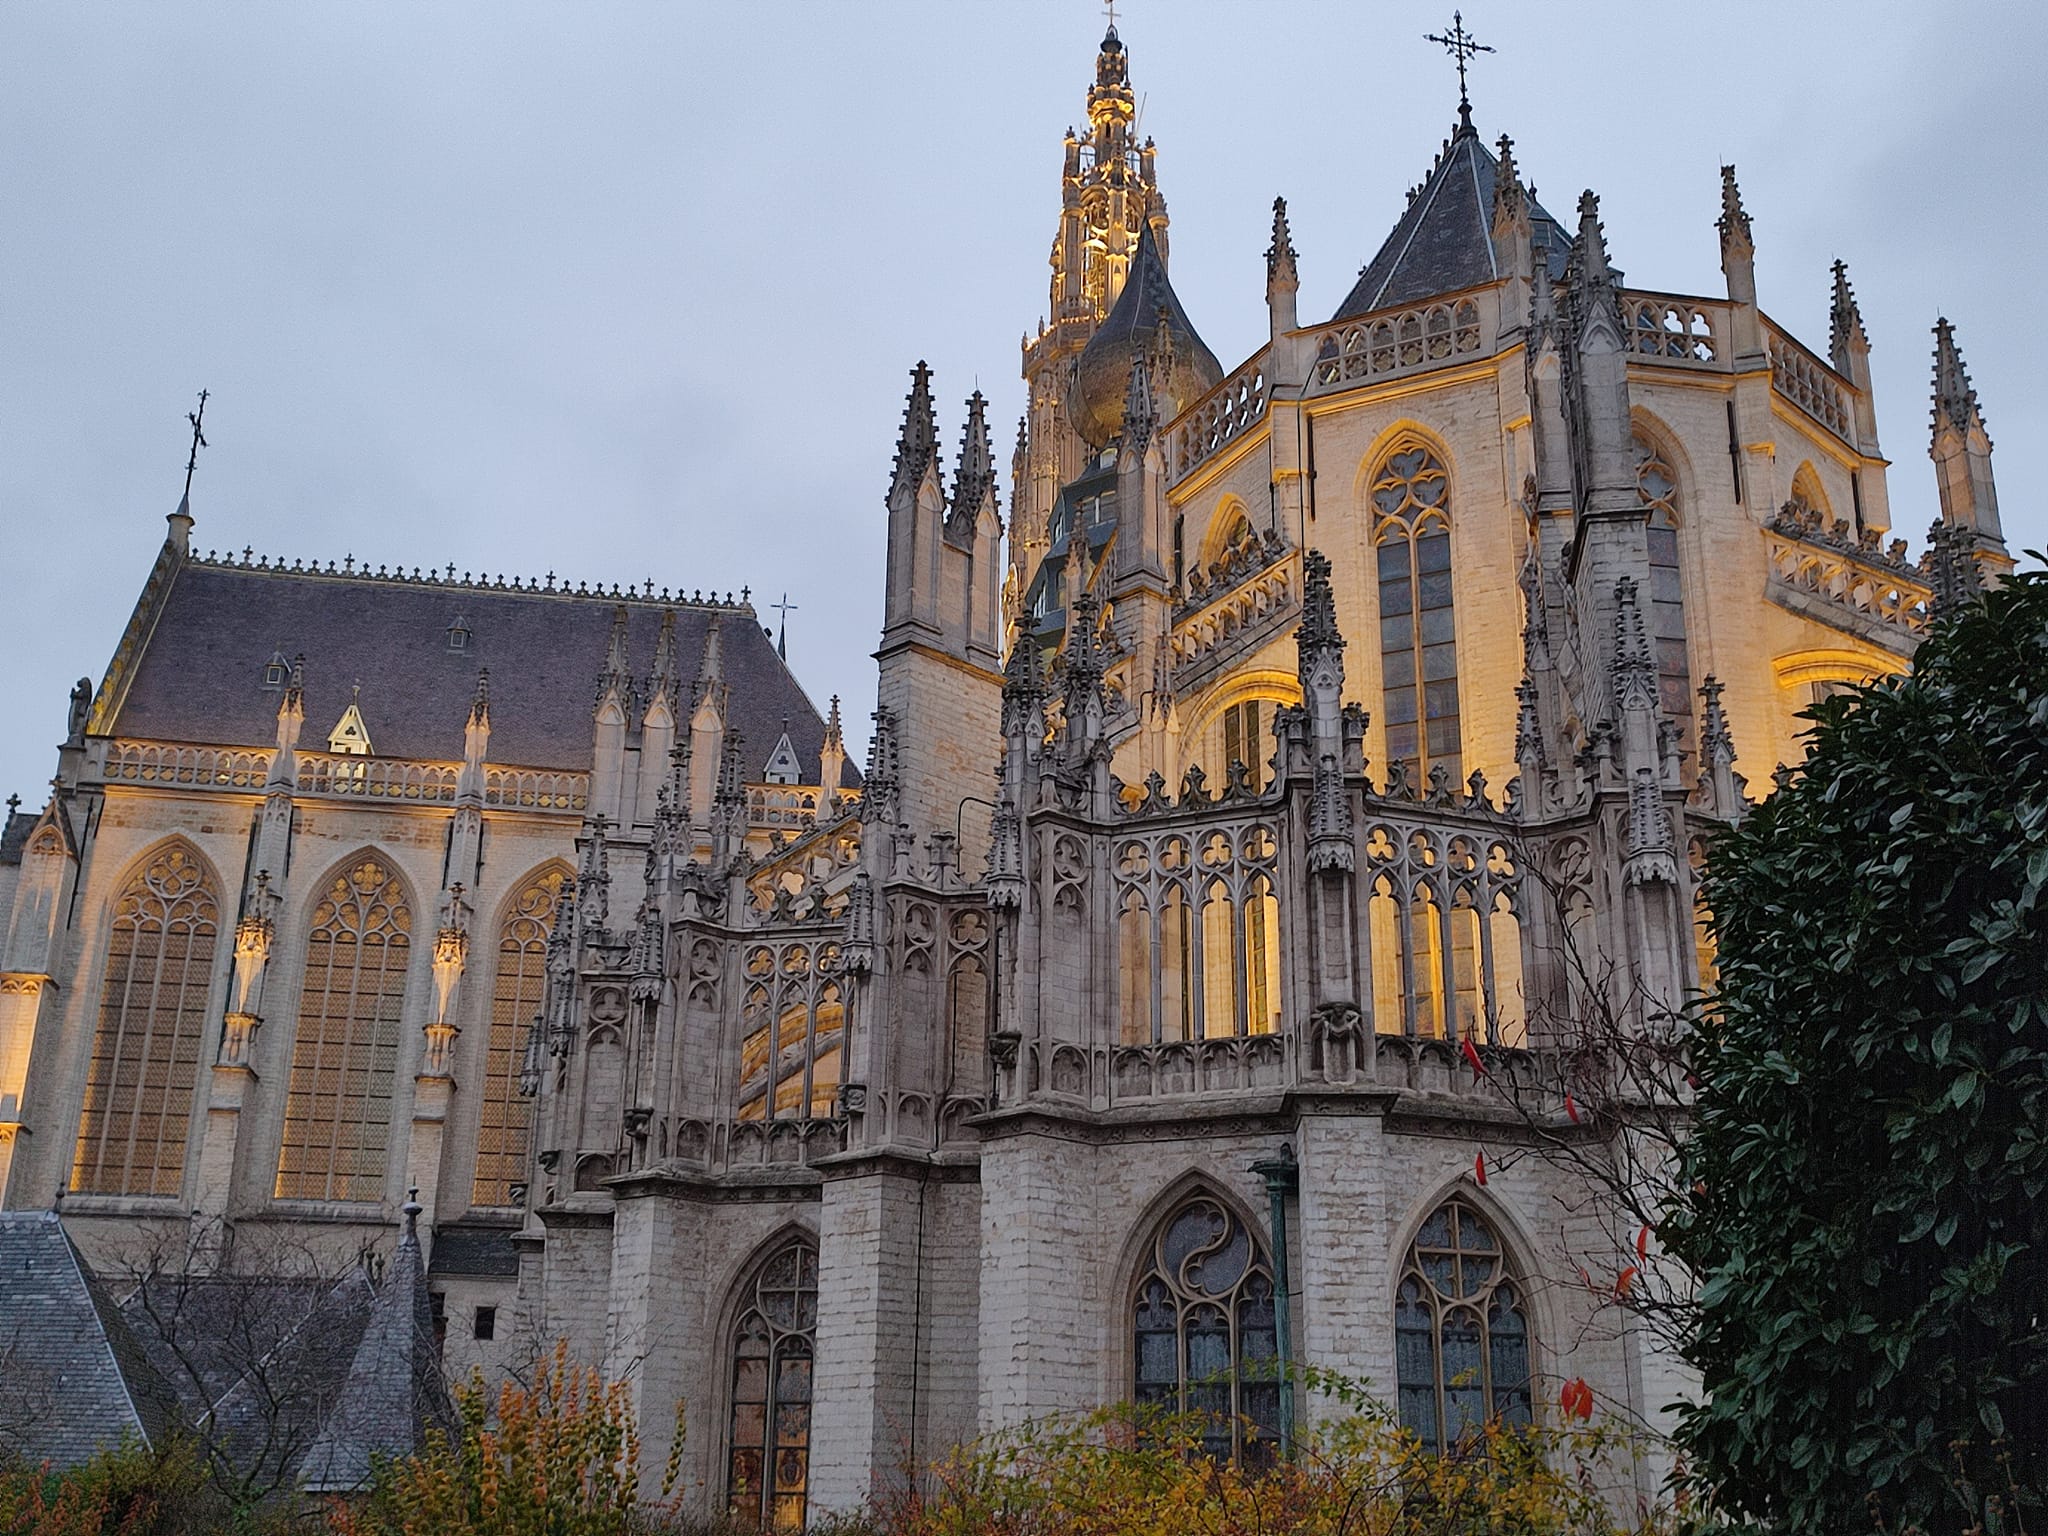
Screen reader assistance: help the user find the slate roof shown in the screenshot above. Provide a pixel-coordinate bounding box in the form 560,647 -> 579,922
0,1212 -> 182,1467
297,1213 -> 456,1493
103,558 -> 858,786
1332,123 -> 1569,321
427,1224 -> 520,1278
1068,222 -> 1225,448
0,806 -> 33,867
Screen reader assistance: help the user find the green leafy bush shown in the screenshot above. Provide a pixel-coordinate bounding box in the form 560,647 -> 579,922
1672,568 -> 2048,1532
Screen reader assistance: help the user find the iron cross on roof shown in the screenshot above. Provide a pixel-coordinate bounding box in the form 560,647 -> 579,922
1425,11 -> 1494,122
771,593 -> 798,660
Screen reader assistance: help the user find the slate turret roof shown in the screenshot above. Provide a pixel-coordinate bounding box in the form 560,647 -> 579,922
1332,122 -> 1568,321
1068,223 -> 1224,449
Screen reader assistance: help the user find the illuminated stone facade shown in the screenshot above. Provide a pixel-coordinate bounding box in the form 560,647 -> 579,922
0,23 -> 2013,1524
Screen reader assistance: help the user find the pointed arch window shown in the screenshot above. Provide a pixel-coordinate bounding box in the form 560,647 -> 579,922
1372,447 -> 1460,785
472,868 -> 567,1209
1395,1198 -> 1534,1451
1635,437 -> 1693,736
70,845 -> 219,1197
727,1237 -> 818,1530
275,857 -> 412,1202
1132,1194 -> 1280,1463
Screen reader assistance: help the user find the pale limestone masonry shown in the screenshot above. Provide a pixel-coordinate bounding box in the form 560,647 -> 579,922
0,21 -> 2014,1527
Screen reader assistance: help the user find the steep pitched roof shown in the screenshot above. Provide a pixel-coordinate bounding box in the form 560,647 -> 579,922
0,1212 -> 182,1467
296,1209 -> 456,1493
102,558 -> 858,787
1332,124 -> 1568,321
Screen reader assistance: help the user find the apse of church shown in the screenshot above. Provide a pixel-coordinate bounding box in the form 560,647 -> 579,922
0,18 -> 2014,1527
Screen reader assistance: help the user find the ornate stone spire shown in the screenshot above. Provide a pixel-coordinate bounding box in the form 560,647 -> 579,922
646,608 -> 679,712
951,390 -> 996,533
1265,196 -> 1298,292
1694,675 -> 1746,817
1829,259 -> 1868,370
1122,354 -> 1156,455
1612,577 -> 1659,717
467,667 -> 491,731
1296,548 -> 1343,665
890,361 -> 940,503
1716,164 -> 1754,261
1929,318 -> 2007,567
1492,136 -> 1526,231
595,604 -> 633,717
818,695 -> 846,798
859,707 -> 900,828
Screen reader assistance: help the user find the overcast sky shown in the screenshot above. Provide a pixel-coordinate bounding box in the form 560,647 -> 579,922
3,1 -> 2042,809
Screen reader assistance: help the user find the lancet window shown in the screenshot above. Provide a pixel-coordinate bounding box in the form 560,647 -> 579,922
275,857 -> 412,1202
1395,1199 -> 1534,1450
1635,436 -> 1693,733
1133,1194 -> 1280,1463
1115,825 -> 1283,1044
737,942 -> 844,1121
726,1236 -> 818,1530
1372,446 -> 1460,785
471,868 -> 566,1209
70,845 -> 219,1198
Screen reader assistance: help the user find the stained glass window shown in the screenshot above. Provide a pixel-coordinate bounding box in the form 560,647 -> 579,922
1372,446 -> 1460,785
472,868 -> 566,1208
1132,1195 -> 1280,1464
1395,1199 -> 1533,1450
728,1237 -> 818,1530
71,845 -> 219,1197
275,857 -> 411,1202
1635,437 -> 1693,736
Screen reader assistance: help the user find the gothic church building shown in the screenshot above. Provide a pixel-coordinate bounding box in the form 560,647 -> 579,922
0,25 -> 2012,1527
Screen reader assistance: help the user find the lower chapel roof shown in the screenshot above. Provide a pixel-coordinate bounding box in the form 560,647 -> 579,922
101,555 -> 855,786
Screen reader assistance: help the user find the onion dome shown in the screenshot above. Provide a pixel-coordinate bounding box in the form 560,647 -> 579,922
1065,223 -> 1222,450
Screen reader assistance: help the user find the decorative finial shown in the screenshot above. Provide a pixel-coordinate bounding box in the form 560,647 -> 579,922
1717,165 -> 1753,255
1424,11 -> 1492,129
401,1187 -> 422,1244
1265,196 -> 1298,286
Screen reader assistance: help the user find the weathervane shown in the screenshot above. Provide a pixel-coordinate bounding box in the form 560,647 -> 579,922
1424,11 -> 1493,125
181,388 -> 210,505
1103,0 -> 1118,33
771,593 -> 798,660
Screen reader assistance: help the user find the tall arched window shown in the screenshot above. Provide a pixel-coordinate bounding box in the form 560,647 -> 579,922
1133,1194 -> 1280,1463
727,1237 -> 818,1530
1634,437 -> 1693,737
472,868 -> 567,1209
1395,1198 -> 1534,1451
276,857 -> 412,1202
1372,446 -> 1460,785
71,845 -> 219,1197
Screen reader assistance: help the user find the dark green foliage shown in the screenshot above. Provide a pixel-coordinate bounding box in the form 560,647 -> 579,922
1671,568 -> 2048,1532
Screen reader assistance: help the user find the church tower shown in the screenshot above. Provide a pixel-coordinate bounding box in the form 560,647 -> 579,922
1013,24 -> 1171,625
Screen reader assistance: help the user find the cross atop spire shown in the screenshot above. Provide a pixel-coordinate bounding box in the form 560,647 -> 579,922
1424,11 -> 1493,130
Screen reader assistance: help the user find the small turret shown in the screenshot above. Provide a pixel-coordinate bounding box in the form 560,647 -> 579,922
950,391 -> 997,548
1829,260 -> 1886,476
818,696 -> 846,804
1929,318 -> 2009,574
1491,137 -> 1532,335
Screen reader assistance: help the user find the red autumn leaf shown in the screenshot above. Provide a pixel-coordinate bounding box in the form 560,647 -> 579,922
1564,1092 -> 1582,1124
1636,1224 -> 1651,1260
1615,1265 -> 1639,1298
1461,1035 -> 1486,1081
1473,1151 -> 1488,1186
1559,1377 -> 1594,1420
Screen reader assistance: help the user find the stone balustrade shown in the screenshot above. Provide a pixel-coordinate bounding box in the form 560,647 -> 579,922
1165,351 -> 1268,485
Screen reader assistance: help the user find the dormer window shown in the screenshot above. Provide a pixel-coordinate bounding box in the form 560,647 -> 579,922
262,654 -> 289,690
763,730 -> 804,786
447,616 -> 471,652
328,701 -> 374,757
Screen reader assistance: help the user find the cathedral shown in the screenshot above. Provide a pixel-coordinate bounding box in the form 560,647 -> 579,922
0,21 -> 2013,1527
